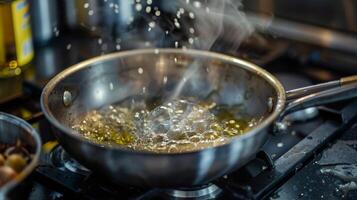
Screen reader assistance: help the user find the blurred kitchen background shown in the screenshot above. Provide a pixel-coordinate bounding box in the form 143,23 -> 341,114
2,0 -> 357,106
2,1 -> 357,199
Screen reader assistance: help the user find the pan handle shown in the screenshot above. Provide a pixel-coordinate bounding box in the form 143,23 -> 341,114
285,75 -> 357,101
275,75 -> 357,131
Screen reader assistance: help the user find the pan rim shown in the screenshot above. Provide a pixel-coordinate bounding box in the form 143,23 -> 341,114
40,48 -> 286,156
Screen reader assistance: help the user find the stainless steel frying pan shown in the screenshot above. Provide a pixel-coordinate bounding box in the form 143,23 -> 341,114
40,49 -> 357,188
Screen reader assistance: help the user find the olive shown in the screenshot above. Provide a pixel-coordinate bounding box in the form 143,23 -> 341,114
0,154 -> 5,166
0,166 -> 17,187
5,154 -> 27,173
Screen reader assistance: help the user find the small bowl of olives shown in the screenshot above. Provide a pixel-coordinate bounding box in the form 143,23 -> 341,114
0,112 -> 41,197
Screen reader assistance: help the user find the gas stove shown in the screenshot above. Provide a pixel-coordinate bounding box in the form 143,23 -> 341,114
1,35 -> 357,200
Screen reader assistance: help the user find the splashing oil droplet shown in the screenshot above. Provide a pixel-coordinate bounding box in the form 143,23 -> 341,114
155,10 -> 161,16
135,4 -> 142,11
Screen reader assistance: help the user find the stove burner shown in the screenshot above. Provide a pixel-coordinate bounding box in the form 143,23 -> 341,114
165,184 -> 222,199
50,145 -> 90,175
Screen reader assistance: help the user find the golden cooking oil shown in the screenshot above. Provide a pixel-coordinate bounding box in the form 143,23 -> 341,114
72,99 -> 260,153
0,0 -> 34,78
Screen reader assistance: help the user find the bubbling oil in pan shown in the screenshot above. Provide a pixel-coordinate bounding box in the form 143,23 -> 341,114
71,99 -> 262,153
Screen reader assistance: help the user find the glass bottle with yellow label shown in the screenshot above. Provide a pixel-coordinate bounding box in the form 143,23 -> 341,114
0,0 -> 34,78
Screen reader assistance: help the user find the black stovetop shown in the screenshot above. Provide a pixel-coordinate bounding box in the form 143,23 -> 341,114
1,36 -> 357,200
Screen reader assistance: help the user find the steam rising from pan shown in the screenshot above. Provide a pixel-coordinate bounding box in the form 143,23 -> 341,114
179,0 -> 254,51
169,0 -> 254,99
